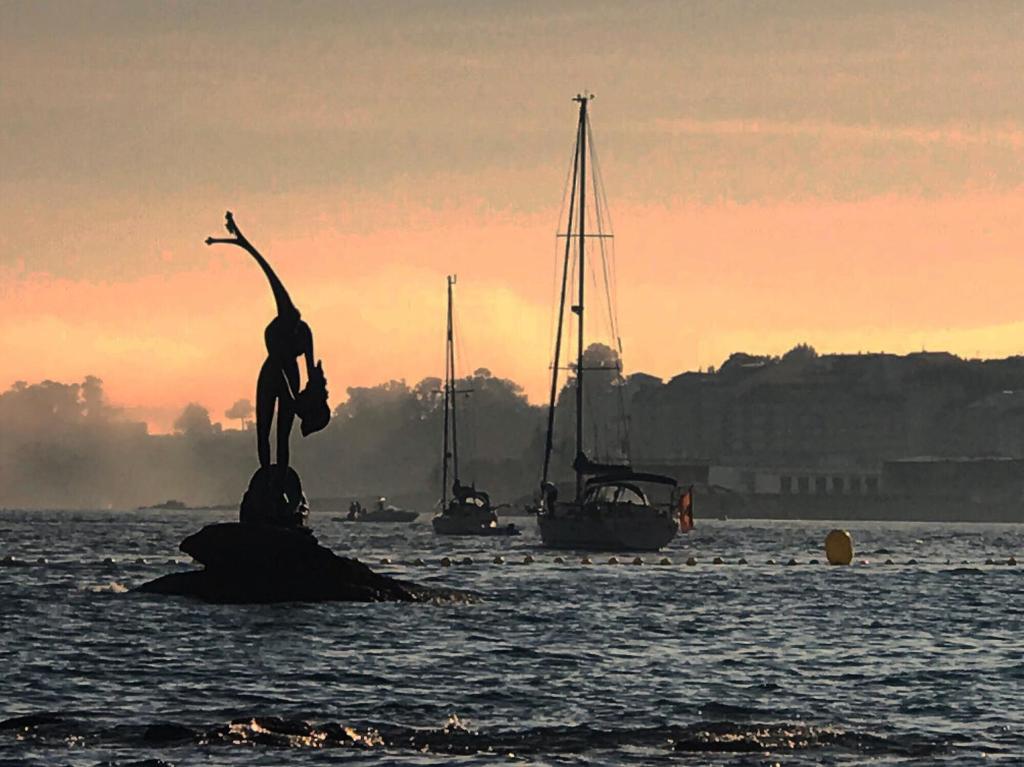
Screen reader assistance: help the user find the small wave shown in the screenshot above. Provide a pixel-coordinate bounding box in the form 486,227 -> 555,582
212,717 -> 383,749
745,681 -> 782,692
82,581 -> 128,593
696,701 -> 766,720
0,713 -> 65,730
0,712 -> 949,759
670,721 -> 932,755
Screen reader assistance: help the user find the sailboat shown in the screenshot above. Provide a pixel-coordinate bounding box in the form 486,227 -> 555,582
432,276 -> 519,537
537,94 -> 681,551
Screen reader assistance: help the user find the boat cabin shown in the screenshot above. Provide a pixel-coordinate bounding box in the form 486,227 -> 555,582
451,483 -> 491,509
584,482 -> 648,506
583,472 -> 678,508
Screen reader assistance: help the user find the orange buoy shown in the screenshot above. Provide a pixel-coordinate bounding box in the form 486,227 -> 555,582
825,529 -> 854,566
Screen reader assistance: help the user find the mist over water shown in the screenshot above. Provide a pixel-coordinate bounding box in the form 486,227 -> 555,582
0,372 -> 542,511
1,509 -> 1020,765
8,346 -> 1024,516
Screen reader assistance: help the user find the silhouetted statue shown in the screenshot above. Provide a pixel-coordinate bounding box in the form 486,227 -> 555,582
206,211 -> 330,526
135,214 -> 472,603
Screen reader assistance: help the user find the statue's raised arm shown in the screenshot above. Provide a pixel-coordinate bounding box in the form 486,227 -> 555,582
206,211 -> 299,322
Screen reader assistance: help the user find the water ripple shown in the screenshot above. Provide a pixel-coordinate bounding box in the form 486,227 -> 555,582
0,510 -> 1020,766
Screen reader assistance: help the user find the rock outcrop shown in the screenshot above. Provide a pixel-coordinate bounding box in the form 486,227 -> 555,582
239,465 -> 309,527
135,522 -> 471,603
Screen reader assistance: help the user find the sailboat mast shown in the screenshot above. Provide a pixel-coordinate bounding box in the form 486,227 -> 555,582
574,94 -> 589,501
441,277 -> 452,507
541,106 -> 583,488
447,275 -> 460,488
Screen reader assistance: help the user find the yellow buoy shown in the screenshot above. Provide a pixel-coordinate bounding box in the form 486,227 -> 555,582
440,556 -> 452,567
379,557 -> 392,565
581,556 -> 593,565
461,556 -> 473,566
712,556 -> 724,565
686,556 -> 697,566
1008,556 -> 1017,566
523,554 -> 535,564
824,529 -> 854,566
632,556 -> 644,566
553,556 -> 565,564
492,555 -> 505,565
607,556 -> 619,565
658,557 -> 672,565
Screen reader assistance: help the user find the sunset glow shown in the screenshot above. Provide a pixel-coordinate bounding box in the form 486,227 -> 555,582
2,2 -> 1022,432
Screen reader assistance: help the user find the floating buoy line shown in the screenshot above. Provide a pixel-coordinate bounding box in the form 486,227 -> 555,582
2,519 -> 1018,570
0,554 -> 1018,569
374,555 -> 1019,569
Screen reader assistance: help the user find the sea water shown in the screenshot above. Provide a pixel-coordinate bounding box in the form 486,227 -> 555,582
0,509 -> 1021,765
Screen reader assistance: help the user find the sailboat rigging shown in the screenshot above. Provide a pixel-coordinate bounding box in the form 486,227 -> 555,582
537,94 -> 681,551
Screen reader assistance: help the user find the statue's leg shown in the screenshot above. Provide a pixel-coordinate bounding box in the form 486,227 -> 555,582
277,400 -> 295,471
276,361 -> 300,471
256,359 -> 275,468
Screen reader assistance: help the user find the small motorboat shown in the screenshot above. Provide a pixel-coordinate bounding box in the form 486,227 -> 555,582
342,499 -> 419,523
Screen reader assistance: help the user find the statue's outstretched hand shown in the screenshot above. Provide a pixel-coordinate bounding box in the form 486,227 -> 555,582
205,211 -> 248,247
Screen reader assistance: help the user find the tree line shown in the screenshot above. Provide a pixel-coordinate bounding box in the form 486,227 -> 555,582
0,348 -> 622,509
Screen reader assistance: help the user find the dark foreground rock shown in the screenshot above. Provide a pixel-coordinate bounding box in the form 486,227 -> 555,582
135,522 -> 473,604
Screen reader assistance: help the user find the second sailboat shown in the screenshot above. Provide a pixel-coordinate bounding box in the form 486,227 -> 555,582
432,276 -> 519,537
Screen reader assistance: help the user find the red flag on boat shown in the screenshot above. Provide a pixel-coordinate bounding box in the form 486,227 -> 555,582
678,485 -> 694,532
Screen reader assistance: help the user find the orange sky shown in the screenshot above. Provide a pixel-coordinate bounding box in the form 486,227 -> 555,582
2,2 -> 1023,432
